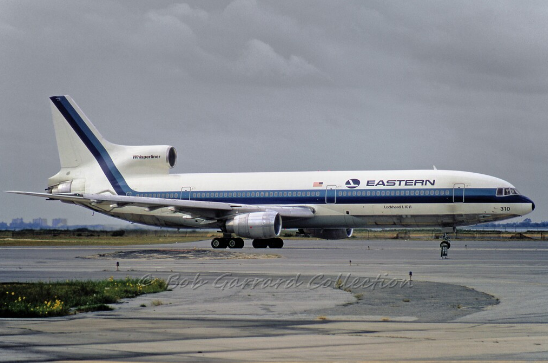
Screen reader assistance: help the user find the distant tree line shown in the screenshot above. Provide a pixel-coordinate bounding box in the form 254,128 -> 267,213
478,218 -> 548,229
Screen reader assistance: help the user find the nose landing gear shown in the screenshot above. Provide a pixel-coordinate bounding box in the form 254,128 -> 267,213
440,232 -> 451,259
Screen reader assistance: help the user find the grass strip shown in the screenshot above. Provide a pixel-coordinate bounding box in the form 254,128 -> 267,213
0,236 -> 207,247
0,276 -> 166,318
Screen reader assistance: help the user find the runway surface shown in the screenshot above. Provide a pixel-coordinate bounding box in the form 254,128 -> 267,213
1,238 -> 548,362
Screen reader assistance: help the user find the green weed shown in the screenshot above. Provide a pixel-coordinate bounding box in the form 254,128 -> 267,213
0,276 -> 166,318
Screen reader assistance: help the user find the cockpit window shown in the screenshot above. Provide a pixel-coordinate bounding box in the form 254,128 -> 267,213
496,187 -> 520,196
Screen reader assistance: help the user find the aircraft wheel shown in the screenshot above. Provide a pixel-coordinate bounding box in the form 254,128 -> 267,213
440,241 -> 451,249
228,239 -> 238,249
252,239 -> 268,248
268,238 -> 284,249
211,238 -> 226,249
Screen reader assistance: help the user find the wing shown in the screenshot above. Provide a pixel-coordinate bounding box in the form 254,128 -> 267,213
6,191 -> 315,221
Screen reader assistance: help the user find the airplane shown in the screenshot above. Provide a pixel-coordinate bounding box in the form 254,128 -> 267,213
8,96 -> 535,249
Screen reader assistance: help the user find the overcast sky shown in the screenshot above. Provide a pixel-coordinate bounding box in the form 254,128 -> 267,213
1,0 -> 547,226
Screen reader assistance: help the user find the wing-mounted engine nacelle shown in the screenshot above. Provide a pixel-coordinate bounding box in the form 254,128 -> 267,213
226,212 -> 282,239
113,145 -> 177,174
302,228 -> 353,240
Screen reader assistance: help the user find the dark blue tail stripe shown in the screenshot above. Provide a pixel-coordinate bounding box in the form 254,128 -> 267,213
50,96 -> 134,195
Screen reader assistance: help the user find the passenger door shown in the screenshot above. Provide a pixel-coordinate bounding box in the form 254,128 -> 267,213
181,187 -> 192,200
325,185 -> 337,204
453,183 -> 465,203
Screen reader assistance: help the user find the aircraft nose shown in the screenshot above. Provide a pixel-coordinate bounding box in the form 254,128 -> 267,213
528,197 -> 535,211
524,196 -> 535,211
519,195 -> 535,212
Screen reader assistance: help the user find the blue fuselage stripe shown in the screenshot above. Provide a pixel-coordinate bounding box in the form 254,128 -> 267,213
134,188 -> 531,205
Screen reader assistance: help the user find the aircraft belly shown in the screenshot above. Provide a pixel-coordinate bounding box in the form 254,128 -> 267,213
285,203 -> 522,229
82,200 -> 529,230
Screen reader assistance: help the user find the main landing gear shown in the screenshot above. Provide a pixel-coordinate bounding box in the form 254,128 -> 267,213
211,237 -> 244,249
251,238 -> 284,249
210,236 -> 284,249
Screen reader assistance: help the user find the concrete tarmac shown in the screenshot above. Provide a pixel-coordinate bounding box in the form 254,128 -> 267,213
1,238 -> 548,362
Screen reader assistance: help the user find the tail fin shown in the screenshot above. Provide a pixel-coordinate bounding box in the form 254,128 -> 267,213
48,96 -> 177,195
48,95 -> 130,195
50,95 -> 114,168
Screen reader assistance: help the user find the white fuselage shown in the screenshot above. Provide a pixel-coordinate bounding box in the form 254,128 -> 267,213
77,168 -> 533,230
